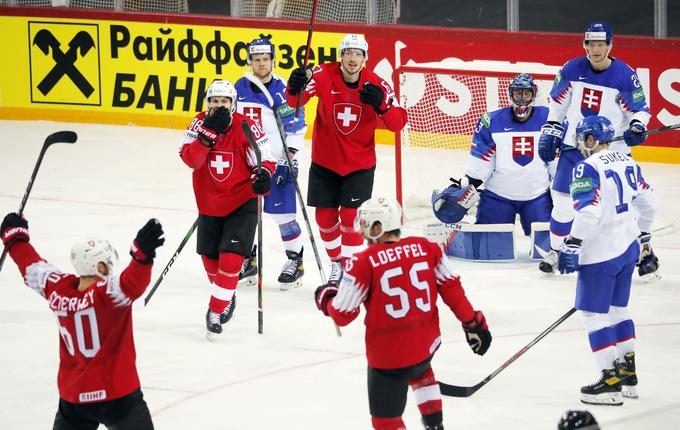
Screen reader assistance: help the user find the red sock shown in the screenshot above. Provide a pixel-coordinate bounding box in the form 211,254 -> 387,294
408,366 -> 442,417
316,207 -> 341,260
371,416 -> 406,430
339,206 -> 363,263
201,255 -> 218,283
209,252 -> 243,313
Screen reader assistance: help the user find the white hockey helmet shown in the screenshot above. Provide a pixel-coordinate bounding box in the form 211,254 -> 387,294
339,33 -> 368,60
355,197 -> 402,240
205,79 -> 237,112
70,239 -> 119,277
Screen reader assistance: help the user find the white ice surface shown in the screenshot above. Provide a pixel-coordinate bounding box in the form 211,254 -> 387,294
0,120 -> 678,429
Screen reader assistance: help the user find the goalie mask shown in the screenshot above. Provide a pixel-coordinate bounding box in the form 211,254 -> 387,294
71,239 -> 119,277
339,33 -> 368,61
354,197 -> 402,240
508,73 -> 537,120
575,115 -> 614,157
205,79 -> 237,113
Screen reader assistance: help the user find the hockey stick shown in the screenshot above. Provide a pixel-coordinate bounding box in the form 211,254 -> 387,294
144,218 -> 198,306
241,120 -> 265,334
243,72 -> 342,337
0,131 -> 77,272
294,0 -> 320,118
606,122 -> 680,144
439,307 -> 577,397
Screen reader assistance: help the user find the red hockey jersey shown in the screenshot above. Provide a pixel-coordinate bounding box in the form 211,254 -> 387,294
286,62 -> 407,176
327,237 -> 476,369
8,241 -> 152,404
179,112 -> 276,217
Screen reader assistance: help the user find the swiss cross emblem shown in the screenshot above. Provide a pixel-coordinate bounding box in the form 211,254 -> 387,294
580,87 -> 603,115
208,151 -> 234,182
243,106 -> 262,128
333,103 -> 362,135
512,136 -> 534,167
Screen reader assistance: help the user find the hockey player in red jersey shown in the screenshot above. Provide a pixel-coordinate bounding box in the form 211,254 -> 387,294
179,78 -> 276,337
1,213 -> 164,430
286,33 -> 407,286
314,198 -> 492,430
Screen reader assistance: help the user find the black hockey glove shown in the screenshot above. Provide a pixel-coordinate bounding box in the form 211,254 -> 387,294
359,82 -> 386,113
288,67 -> 310,96
315,284 -> 339,316
130,219 -> 165,264
251,169 -> 272,195
1,213 -> 29,247
462,310 -> 492,356
198,107 -> 231,146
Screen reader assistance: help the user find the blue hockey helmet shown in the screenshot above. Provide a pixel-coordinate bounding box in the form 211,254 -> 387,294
508,73 -> 538,119
584,21 -> 613,45
575,115 -> 614,155
248,36 -> 275,65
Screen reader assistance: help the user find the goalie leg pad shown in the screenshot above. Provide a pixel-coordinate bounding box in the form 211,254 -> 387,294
530,222 -> 551,260
425,223 -> 515,260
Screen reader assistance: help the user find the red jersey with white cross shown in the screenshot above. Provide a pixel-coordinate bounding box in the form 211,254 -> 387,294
7,241 -> 153,404
326,236 -> 476,369
286,62 -> 407,176
179,111 -> 276,217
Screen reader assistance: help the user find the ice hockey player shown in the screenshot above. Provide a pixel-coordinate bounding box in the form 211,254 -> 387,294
1,213 -> 164,429
432,73 -> 553,237
538,21 -> 658,277
314,197 -> 491,430
286,33 -> 407,287
235,36 -> 308,290
557,115 -> 656,405
179,78 -> 276,337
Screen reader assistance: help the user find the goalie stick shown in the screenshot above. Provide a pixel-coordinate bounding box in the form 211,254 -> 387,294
0,131 -> 77,272
439,307 -> 577,397
243,71 -> 342,337
241,120 -> 265,335
144,218 -> 198,306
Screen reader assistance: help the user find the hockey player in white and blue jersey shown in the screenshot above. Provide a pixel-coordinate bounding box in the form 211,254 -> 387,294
433,73 -> 553,236
558,115 -> 657,406
235,36 -> 308,290
538,21 -> 655,274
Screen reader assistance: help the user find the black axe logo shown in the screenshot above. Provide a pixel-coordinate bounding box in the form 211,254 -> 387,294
33,29 -> 95,98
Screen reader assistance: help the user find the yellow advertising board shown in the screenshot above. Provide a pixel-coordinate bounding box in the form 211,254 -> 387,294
0,14 -> 346,130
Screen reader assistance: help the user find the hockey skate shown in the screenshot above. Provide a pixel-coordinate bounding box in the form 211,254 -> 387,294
278,248 -> 304,291
220,296 -> 237,325
580,368 -> 623,406
616,351 -> 638,399
238,246 -> 258,286
205,309 -> 222,342
328,259 -> 344,286
538,249 -> 558,274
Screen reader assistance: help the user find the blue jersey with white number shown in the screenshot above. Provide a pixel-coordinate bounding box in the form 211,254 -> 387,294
569,150 -> 653,264
547,57 -> 651,154
465,106 -> 552,201
235,74 -> 307,160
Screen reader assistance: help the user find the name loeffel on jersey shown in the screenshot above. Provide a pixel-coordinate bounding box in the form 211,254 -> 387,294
368,243 -> 428,268
597,151 -> 630,165
49,289 -> 95,312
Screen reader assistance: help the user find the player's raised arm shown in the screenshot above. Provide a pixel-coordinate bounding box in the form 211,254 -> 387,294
117,219 -> 165,303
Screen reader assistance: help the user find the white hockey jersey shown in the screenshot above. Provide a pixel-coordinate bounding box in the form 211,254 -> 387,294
465,106 -> 552,201
569,149 -> 657,265
547,56 -> 651,154
235,73 -> 307,161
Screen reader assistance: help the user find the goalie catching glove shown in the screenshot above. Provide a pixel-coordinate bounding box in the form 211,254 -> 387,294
130,219 -> 165,264
431,177 -> 480,223
462,310 -> 492,355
